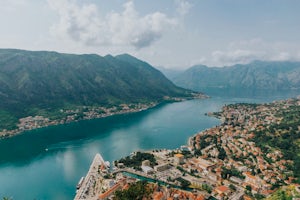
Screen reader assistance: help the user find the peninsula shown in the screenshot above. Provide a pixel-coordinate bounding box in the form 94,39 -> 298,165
76,97 -> 300,200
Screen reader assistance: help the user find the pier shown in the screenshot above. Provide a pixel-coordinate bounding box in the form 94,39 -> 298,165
74,153 -> 107,200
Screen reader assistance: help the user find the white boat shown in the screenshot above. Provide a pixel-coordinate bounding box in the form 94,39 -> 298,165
105,161 -> 110,168
76,177 -> 85,190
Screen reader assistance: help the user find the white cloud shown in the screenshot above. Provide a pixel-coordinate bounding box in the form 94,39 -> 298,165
189,57 -> 207,67
48,0 -> 177,49
272,52 -> 291,61
175,0 -> 192,16
211,49 -> 265,66
0,0 -> 27,11
199,38 -> 300,67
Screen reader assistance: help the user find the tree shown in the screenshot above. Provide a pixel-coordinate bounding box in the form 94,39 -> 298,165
229,184 -> 236,191
202,184 -> 212,193
176,177 -> 191,189
218,147 -> 227,160
114,181 -> 152,200
194,149 -> 202,156
254,193 -> 265,200
245,185 -> 252,192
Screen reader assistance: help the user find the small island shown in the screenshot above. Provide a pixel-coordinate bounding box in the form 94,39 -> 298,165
75,96 -> 300,200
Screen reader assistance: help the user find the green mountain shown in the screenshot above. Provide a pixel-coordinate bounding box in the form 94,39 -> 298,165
0,49 -> 194,131
173,61 -> 300,92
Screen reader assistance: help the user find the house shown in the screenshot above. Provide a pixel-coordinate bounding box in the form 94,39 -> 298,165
154,163 -> 170,172
208,172 -> 218,182
197,158 -> 215,172
243,172 -> 262,192
142,160 -> 151,167
141,166 -> 154,174
98,182 -> 122,200
174,154 -> 184,165
229,176 -> 243,185
214,185 -> 231,197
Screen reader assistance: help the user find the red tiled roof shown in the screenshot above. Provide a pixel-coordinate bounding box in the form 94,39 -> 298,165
215,185 -> 230,194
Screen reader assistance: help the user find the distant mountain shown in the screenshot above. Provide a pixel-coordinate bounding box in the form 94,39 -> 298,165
173,61 -> 300,92
0,49 -> 195,131
156,66 -> 184,80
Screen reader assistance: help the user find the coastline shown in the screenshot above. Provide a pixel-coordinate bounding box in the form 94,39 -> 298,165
186,97 -> 300,194
0,102 -> 158,139
78,96 -> 300,200
0,94 -> 208,139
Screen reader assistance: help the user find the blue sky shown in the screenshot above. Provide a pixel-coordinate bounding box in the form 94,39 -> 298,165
0,0 -> 299,68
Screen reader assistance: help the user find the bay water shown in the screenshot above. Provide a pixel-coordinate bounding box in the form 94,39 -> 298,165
0,90 -> 299,199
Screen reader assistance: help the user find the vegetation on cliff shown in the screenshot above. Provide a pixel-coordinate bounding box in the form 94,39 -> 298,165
0,49 -> 196,132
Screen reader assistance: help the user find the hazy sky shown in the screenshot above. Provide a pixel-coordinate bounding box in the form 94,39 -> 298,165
1,0 -> 300,69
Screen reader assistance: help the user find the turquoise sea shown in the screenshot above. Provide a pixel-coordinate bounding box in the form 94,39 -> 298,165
0,90 -> 299,199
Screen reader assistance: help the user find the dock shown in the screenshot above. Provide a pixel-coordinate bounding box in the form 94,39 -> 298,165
74,153 -> 108,200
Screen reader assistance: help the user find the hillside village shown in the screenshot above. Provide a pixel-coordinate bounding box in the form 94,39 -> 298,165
0,94 -> 206,139
0,102 -> 157,138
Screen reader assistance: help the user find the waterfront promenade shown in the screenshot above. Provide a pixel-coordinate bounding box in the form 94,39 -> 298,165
74,153 -> 105,200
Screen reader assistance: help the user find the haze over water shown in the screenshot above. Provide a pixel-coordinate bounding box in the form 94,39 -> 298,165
0,90 -> 299,200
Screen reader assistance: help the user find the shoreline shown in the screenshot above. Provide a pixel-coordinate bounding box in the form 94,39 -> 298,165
83,96 -> 300,199
0,102 -> 159,139
0,95 -> 208,139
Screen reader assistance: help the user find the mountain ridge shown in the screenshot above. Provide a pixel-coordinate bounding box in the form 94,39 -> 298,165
172,60 -> 300,92
0,49 -> 198,132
